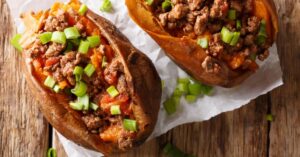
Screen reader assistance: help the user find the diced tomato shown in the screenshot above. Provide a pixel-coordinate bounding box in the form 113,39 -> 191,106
229,54 -> 245,70
66,13 -> 76,26
104,45 -> 114,62
45,57 -> 60,67
100,93 -> 131,114
104,71 -> 118,85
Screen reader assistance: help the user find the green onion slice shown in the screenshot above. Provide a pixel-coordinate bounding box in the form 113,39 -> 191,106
84,63 -> 96,77
221,27 -> 233,44
145,0 -> 153,5
70,38 -> 80,46
123,119 -> 137,131
202,84 -> 213,95
90,103 -> 99,111
100,0 -> 112,12
64,27 -> 81,39
78,40 -> 90,54
197,37 -> 209,49
53,85 -> 61,93
78,4 -> 88,16
78,94 -> 89,110
185,95 -> 197,103
47,148 -> 57,157
44,76 -> 56,88
110,105 -> 121,115
228,9 -> 236,20
230,32 -> 240,46
188,83 -> 203,96
39,32 -> 52,45
106,86 -> 119,98
176,83 -> 189,95
102,56 -> 108,68
257,20 -> 268,45
163,97 -> 177,115
236,20 -> 242,30
71,81 -> 87,97
178,78 -> 190,84
163,143 -> 193,157
250,53 -> 257,61
69,102 -> 84,110
51,31 -> 66,44
266,114 -> 274,121
74,66 -> 84,81
162,0 -> 172,11
87,36 -> 101,48
11,34 -> 23,52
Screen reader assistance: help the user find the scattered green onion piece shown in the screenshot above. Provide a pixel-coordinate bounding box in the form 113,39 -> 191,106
256,36 -> 266,45
178,78 -> 190,84
185,95 -> 197,103
78,94 -> 89,110
145,0 -> 153,5
256,20 -> 267,45
221,27 -> 233,44
266,114 -> 274,121
173,88 -> 183,97
74,66 -> 84,81
162,0 -> 172,11
250,53 -> 257,61
78,4 -> 88,16
110,105 -> 121,115
70,39 -> 80,46
100,0 -> 112,12
71,81 -> 87,97
64,42 -> 74,53
53,85 -> 61,93
47,148 -> 57,157
188,83 -> 203,96
236,20 -> 242,30
163,97 -> 177,115
39,32 -> 52,45
78,40 -> 90,54
197,37 -> 208,49
90,103 -> 99,111
229,32 -> 240,46
102,56 -> 108,68
64,27 -> 81,39
87,36 -> 101,48
176,83 -> 189,95
84,63 -> 96,77
69,102 -> 84,111
202,85 -> 213,95
228,9 -> 236,20
51,31 -> 66,44
11,34 -> 23,52
163,143 -> 193,157
44,76 -> 56,88
123,119 -> 137,131
107,86 -> 119,98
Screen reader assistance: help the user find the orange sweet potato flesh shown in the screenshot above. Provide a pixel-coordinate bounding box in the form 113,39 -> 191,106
125,0 -> 279,87
19,3 -> 161,155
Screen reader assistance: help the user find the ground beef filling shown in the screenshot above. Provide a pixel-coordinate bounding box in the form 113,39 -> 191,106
152,0 -> 272,72
28,8 -> 136,150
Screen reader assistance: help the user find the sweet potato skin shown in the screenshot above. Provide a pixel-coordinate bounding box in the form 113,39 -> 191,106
125,0 -> 279,87
20,9 -> 161,155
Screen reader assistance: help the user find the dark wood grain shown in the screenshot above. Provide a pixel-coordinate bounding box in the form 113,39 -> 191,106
1,0 -> 299,156
0,0 -> 49,157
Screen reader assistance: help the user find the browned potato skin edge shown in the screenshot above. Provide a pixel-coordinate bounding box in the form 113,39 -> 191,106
20,10 -> 162,155
125,0 -> 279,87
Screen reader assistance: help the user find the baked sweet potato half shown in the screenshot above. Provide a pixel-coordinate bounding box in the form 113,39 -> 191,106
17,0 -> 161,155
126,0 -> 279,87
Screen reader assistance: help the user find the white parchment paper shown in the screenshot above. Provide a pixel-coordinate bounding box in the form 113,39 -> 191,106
7,0 -> 283,156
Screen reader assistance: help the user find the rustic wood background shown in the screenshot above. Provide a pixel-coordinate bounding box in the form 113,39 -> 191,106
1,0 -> 299,156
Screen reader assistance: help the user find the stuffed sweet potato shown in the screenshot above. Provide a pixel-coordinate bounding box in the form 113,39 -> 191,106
126,0 -> 279,87
17,0 -> 161,154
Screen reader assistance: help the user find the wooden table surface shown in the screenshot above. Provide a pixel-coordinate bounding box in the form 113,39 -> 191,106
1,0 -> 299,156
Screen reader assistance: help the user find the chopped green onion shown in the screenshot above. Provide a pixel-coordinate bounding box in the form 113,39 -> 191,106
11,34 -> 23,52
257,20 -> 267,45
173,88 -> 183,97
47,148 -> 57,157
53,85 -> 61,93
162,0 -> 172,11
70,39 -> 80,46
64,27 -> 81,39
145,0 -> 153,5
51,31 -> 66,44
107,86 -> 119,98
163,97 -> 177,115
176,83 -> 189,95
188,83 -> 202,96
230,32 -> 240,46
64,42 -> 74,53
250,53 -> 257,61
185,95 -> 197,103
236,20 -> 242,30
39,32 -> 52,45
221,27 -> 233,44
100,0 -> 112,12
90,103 -> 99,111
44,76 -> 56,88
74,66 -> 84,81
228,9 -> 236,20
78,4 -> 88,16
78,40 -> 90,54
202,85 -> 213,95
256,36 -> 266,45
178,78 -> 190,84
69,102 -> 84,110
71,81 -> 87,97
123,119 -> 137,131
110,105 -> 121,115
78,94 -> 89,110
266,114 -> 274,121
87,36 -> 101,48
197,37 -> 208,49
102,56 -> 108,68
84,64 -> 96,77
163,143 -> 195,157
